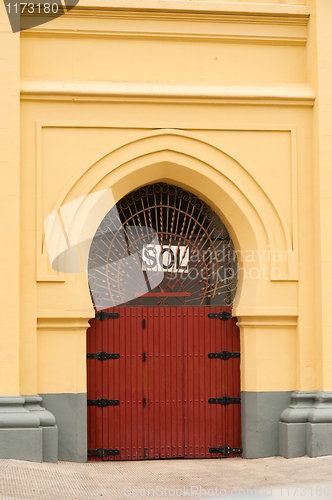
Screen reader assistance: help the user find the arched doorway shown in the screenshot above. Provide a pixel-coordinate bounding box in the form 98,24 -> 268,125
86,183 -> 241,460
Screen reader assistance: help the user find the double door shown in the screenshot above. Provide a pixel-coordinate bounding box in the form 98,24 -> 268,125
87,306 -> 241,460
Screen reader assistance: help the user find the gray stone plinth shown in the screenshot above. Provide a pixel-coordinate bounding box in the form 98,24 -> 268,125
0,428 -> 43,462
0,397 -> 40,428
308,392 -> 332,423
0,396 -> 42,462
23,395 -> 56,426
280,391 -> 316,423
307,392 -> 332,457
307,423 -> 332,457
279,422 -> 307,458
279,391 -> 316,458
42,426 -> 58,463
23,396 -> 58,463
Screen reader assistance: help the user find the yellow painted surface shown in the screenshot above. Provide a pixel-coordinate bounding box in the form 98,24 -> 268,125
240,326 -> 297,392
0,2 -> 20,396
0,0 -> 331,396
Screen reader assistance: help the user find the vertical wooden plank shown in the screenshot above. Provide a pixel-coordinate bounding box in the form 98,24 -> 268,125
177,307 -> 185,458
137,307 -> 144,460
150,307 -> 158,458
207,307 -> 217,458
112,307 -> 121,461
193,306 -> 199,458
125,308 -> 132,460
102,310 -> 109,461
131,308 -> 138,460
159,308 -> 166,458
95,312 -> 104,461
186,307 -> 194,458
142,306 -> 148,459
198,307 -> 205,457
165,307 -> 171,458
204,306 -> 212,459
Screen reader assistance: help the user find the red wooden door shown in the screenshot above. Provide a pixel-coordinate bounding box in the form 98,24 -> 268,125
87,306 -> 241,461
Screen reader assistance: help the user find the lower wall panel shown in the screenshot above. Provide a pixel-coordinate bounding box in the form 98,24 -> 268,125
39,391 -> 292,462
241,391 -> 292,459
40,393 -> 87,463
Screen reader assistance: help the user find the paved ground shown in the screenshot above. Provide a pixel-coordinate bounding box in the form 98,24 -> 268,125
0,456 -> 332,500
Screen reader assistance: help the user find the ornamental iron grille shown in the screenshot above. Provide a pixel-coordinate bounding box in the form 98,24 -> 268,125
88,183 -> 238,308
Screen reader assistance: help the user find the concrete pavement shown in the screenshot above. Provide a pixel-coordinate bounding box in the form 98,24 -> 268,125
0,456 -> 332,500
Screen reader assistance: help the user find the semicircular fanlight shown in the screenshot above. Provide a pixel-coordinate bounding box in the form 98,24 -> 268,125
88,183 -> 238,308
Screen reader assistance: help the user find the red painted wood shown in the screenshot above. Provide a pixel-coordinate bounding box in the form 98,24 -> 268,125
87,306 -> 241,461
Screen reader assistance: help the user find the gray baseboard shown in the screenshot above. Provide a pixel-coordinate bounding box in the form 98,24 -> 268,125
241,391 -> 292,458
40,393 -> 87,462
0,428 -> 43,462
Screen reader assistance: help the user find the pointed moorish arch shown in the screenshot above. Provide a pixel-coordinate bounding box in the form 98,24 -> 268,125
45,129 -> 296,314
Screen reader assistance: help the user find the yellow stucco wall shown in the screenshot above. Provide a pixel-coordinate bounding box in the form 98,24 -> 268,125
1,0 -> 330,397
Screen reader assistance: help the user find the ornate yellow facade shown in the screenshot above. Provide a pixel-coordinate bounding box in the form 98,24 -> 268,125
1,0 -> 332,462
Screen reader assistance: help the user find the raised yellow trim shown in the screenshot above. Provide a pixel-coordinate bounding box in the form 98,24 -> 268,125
21,79 -> 315,105
37,317 -> 92,330
237,315 -> 298,328
33,0 -> 311,17
21,29 -> 306,46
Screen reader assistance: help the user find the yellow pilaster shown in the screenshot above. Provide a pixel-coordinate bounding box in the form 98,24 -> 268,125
0,3 -> 20,396
310,0 -> 332,391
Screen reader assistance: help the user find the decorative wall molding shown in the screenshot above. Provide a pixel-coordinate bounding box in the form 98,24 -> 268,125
280,391 -> 317,423
236,313 -> 298,328
20,2 -> 309,46
35,124 -> 299,282
34,0 -> 310,18
21,79 -> 315,106
37,314 -> 93,330
21,28 -> 306,46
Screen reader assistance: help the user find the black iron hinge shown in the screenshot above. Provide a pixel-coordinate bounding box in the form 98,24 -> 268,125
88,448 -> 120,458
87,398 -> 120,407
95,311 -> 120,321
208,311 -> 232,321
208,396 -> 241,406
208,351 -> 240,360
209,446 -> 242,456
87,352 -> 120,361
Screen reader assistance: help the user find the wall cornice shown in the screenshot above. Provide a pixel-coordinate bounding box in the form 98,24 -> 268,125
20,1 -> 309,44
21,28 -> 306,45
55,0 -> 310,19
20,79 -> 315,105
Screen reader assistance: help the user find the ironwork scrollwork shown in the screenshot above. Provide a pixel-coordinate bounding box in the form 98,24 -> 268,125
88,183 -> 238,308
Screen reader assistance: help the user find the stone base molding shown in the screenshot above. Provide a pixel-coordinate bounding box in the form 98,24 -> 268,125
0,396 -> 58,463
23,395 -> 58,463
307,392 -> 332,457
280,391 -> 332,458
